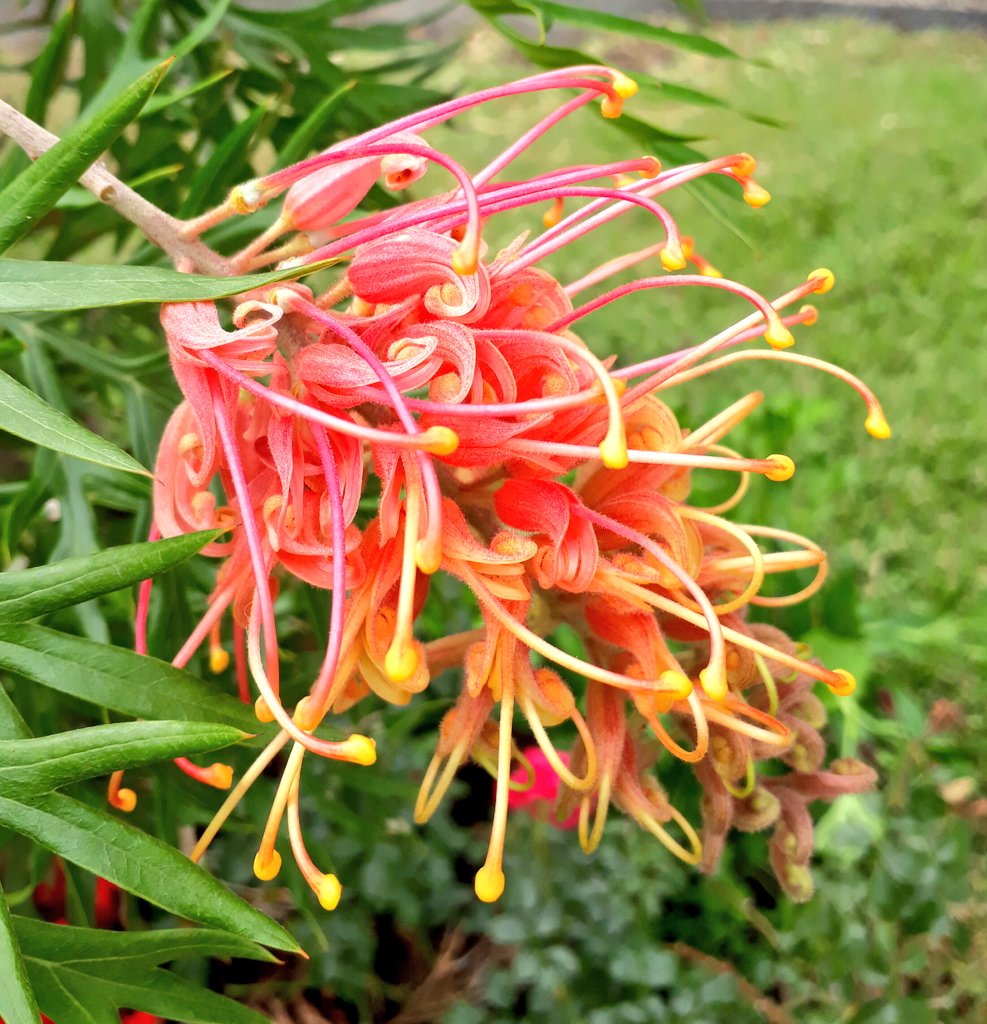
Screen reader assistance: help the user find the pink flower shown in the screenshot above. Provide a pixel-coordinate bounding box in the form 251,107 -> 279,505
131,65 -> 887,908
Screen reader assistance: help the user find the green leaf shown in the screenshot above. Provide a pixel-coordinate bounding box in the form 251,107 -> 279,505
13,917 -> 276,970
0,367 -> 148,476
521,0 -> 741,60
0,791 -> 299,951
0,531 -> 219,623
0,880 -> 41,1024
0,256 -> 340,313
0,58 -> 171,255
14,917 -> 273,1024
0,720 -> 245,796
0,624 -> 260,732
24,3 -> 79,123
141,68 -> 235,119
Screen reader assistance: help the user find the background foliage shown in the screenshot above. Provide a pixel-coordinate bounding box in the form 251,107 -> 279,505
0,1 -> 984,1021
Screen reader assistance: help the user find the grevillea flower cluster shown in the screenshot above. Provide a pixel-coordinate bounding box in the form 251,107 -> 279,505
118,66 -> 887,908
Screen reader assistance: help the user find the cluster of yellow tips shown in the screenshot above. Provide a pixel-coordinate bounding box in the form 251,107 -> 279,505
131,64 -> 893,916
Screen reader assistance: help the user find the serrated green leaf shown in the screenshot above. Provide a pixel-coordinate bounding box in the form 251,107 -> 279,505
0,720 -> 244,796
0,624 -> 260,731
0,880 -> 41,1024
0,367 -> 149,476
0,791 -> 299,951
0,256 -> 340,313
0,531 -> 219,623
0,59 -> 171,255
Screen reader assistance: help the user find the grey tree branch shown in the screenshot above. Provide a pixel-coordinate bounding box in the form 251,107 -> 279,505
0,99 -> 233,276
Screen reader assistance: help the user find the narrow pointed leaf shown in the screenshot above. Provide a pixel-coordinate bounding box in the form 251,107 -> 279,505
522,0 -> 741,59
0,257 -> 340,313
0,367 -> 149,476
0,721 -> 244,796
0,59 -> 171,254
75,969 -> 272,1024
12,917 -> 276,970
0,530 -> 219,623
0,624 -> 260,731
0,791 -> 299,951
0,881 -> 41,1024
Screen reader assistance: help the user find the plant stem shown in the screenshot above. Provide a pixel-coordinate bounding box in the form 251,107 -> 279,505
0,99 -> 233,275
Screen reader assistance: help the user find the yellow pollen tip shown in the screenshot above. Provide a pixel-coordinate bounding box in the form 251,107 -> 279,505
865,409 -> 892,440
764,320 -> 795,350
451,245 -> 478,276
701,264 -> 724,279
734,153 -> 757,178
253,849 -> 282,881
808,267 -> 836,294
254,696 -> 276,724
597,434 -> 626,468
660,244 -> 687,272
384,639 -> 419,684
612,72 -> 638,99
829,669 -> 857,697
600,95 -> 623,119
743,181 -> 771,208
111,788 -> 137,813
204,763 -> 234,790
474,864 -> 505,903
699,667 -> 728,702
800,304 -> 819,326
659,670 -> 694,701
314,873 -> 342,911
421,425 -> 459,456
745,182 -> 774,207
638,156 -> 661,179
415,537 -> 442,575
765,454 -> 795,482
209,647 -> 230,674
338,734 -> 377,766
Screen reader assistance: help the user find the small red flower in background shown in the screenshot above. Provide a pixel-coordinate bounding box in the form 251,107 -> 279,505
509,746 -> 579,830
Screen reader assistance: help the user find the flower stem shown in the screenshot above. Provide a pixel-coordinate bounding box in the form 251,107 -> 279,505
0,99 -> 232,274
